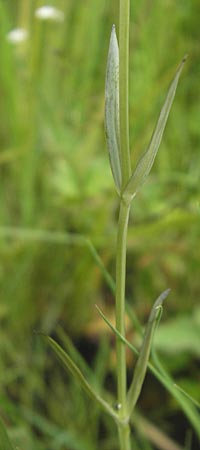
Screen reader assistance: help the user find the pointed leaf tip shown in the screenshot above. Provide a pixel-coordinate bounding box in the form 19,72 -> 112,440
154,288 -> 171,308
127,289 -> 170,416
123,56 -> 187,203
149,288 -> 170,322
105,26 -> 122,193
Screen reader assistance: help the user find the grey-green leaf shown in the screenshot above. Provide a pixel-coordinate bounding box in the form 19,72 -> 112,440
105,25 -> 122,193
123,56 -> 187,203
96,304 -> 200,438
43,335 -> 118,422
174,384 -> 200,409
0,418 -> 15,450
127,289 -> 170,417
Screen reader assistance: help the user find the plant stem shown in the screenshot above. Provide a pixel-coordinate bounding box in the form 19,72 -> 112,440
119,0 -> 131,187
115,200 -> 130,444
118,421 -> 131,450
116,1 -> 132,448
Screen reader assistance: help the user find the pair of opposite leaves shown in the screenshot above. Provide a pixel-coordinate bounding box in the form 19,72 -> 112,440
105,25 -> 187,202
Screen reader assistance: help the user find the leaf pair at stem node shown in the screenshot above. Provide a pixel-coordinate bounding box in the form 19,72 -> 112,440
105,26 -> 187,203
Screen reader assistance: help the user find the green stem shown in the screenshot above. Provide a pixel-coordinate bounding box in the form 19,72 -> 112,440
119,0 -> 131,187
116,3 -> 132,448
118,421 -> 131,450
116,200 -> 130,417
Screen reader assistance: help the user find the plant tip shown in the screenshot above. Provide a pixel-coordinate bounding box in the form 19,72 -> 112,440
160,288 -> 171,302
165,287 -> 171,295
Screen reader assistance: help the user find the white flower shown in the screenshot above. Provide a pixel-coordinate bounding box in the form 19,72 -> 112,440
6,28 -> 29,44
35,6 -> 64,22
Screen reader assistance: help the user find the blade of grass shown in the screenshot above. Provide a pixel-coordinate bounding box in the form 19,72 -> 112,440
119,0 -> 131,186
40,334 -> 118,422
105,25 -> 122,193
127,290 -> 170,416
123,56 -> 188,203
1,226 -> 198,434
56,325 -> 95,382
96,288 -> 170,419
95,304 -> 200,438
173,385 -> 200,410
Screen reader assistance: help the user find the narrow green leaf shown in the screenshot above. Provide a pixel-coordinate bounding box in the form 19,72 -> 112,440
127,289 -> 170,417
96,291 -> 200,438
96,304 -> 200,437
42,335 -> 118,422
95,304 -> 139,355
0,418 -> 15,450
173,384 -> 200,409
105,25 -> 122,193
151,351 -> 200,438
123,56 -> 188,203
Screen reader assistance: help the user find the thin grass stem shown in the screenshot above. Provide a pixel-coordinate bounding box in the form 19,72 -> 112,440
115,1 -> 132,447
115,200 -> 131,447
116,201 -> 130,413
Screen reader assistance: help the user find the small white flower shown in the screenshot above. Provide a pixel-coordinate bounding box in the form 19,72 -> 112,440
6,28 -> 29,44
35,6 -> 64,22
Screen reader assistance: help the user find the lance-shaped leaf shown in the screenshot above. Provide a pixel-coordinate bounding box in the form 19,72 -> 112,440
174,384 -> 200,409
95,304 -> 139,354
127,289 -> 170,417
123,56 -> 188,203
96,305 -> 200,438
105,25 -> 122,193
42,334 -> 118,422
0,418 -> 15,450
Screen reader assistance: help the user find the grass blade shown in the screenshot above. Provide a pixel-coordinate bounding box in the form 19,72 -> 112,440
95,304 -> 138,355
0,418 -> 15,450
173,384 -> 200,409
96,302 -> 200,438
150,350 -> 200,439
105,25 -> 122,193
123,56 -> 187,203
97,289 -> 170,417
127,289 -> 170,416
42,334 -> 118,422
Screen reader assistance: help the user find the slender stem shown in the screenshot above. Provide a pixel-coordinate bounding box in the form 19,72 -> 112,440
116,200 -> 131,449
118,421 -> 131,450
119,0 -> 131,187
115,2 -> 132,448
115,201 -> 130,416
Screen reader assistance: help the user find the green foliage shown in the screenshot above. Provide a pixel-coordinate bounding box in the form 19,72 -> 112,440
105,26 -> 121,193
0,0 -> 200,449
0,418 -> 15,450
127,290 -> 170,416
41,333 -> 118,422
123,57 -> 187,203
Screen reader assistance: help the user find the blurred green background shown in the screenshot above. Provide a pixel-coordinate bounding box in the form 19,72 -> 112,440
0,0 -> 199,449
